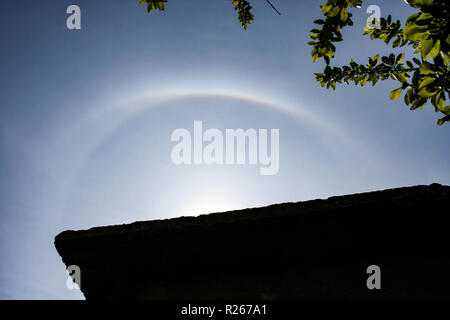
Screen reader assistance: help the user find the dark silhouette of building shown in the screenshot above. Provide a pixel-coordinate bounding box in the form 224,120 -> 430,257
55,183 -> 450,299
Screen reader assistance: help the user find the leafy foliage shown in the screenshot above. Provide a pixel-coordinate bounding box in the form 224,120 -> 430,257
309,0 -> 450,125
139,0 -> 168,12
232,0 -> 254,30
139,0 -> 254,29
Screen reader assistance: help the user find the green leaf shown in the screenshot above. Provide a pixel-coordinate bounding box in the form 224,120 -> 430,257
321,4 -> 333,13
428,40 -> 441,60
440,52 -> 450,65
437,94 -> 446,112
340,8 -> 348,22
373,54 -> 380,65
419,77 -> 436,90
437,114 -> 450,125
389,88 -> 402,100
360,76 -> 367,86
419,62 -> 434,75
393,72 -> 408,83
420,38 -> 434,58
404,88 -> 413,105
404,23 -> 428,41
417,87 -> 437,98
329,6 -> 341,17
396,53 -> 405,63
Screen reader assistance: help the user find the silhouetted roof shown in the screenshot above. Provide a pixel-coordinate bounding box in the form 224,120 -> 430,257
55,183 -> 450,300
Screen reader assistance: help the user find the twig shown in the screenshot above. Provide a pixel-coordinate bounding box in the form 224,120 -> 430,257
265,0 -> 281,15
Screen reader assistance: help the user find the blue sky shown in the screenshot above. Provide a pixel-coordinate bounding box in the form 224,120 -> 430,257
0,0 -> 448,299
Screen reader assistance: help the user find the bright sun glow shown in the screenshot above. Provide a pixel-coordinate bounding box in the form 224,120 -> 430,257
176,193 -> 243,217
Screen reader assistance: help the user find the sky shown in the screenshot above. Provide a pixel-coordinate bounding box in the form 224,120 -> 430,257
0,0 -> 448,299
